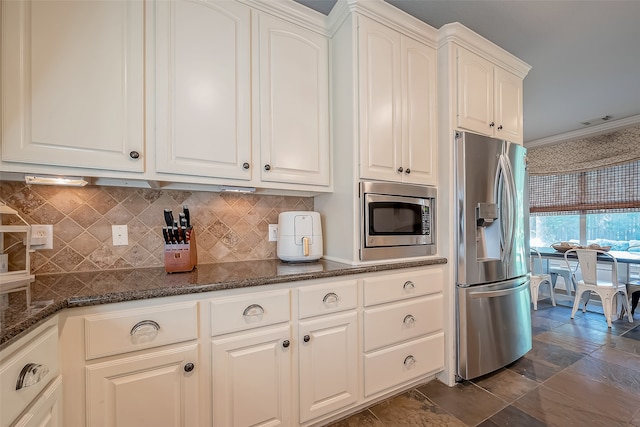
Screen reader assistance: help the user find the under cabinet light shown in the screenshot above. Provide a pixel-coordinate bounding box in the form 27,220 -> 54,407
25,175 -> 88,187
220,185 -> 256,193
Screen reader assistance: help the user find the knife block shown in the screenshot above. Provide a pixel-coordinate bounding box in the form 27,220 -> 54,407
164,229 -> 197,273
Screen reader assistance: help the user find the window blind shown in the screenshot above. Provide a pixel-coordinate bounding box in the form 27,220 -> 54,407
529,160 -> 640,214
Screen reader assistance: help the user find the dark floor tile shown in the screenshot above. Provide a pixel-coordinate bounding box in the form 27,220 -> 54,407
623,324 -> 640,341
514,384 -> 633,427
607,334 -> 640,356
530,305 -> 574,322
472,368 -> 540,403
506,355 -> 562,383
368,389 -> 466,427
476,405 -> 548,427
568,354 -> 640,395
325,409 -> 383,427
542,369 -> 640,423
416,379 -> 507,426
533,327 -> 603,354
530,315 -> 565,336
590,345 -> 640,372
525,337 -> 586,368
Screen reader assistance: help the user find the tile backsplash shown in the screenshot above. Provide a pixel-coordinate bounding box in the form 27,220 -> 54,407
0,181 -> 313,274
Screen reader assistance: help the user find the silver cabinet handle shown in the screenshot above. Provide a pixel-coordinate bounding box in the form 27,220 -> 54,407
403,281 -> 415,290
403,355 -> 416,367
323,292 -> 339,304
16,363 -> 49,390
403,314 -> 416,326
130,320 -> 160,336
243,304 -> 265,317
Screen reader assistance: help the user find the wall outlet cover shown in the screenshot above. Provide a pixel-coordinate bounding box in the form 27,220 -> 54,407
30,224 -> 54,250
112,225 -> 129,246
268,224 -> 278,242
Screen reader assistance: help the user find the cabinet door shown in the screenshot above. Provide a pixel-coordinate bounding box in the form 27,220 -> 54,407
1,0 -> 144,172
257,13 -> 330,187
85,344 -> 199,427
456,47 -> 494,137
154,0 -> 252,179
212,324 -> 291,427
402,36 -> 437,185
494,67 -> 524,144
357,16 -> 402,182
298,311 -> 358,423
12,376 -> 63,427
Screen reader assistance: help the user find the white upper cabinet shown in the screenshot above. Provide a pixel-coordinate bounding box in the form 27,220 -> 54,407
1,0 -> 145,172
358,16 -> 437,185
456,47 -> 524,144
257,12 -> 331,187
154,0 -> 252,181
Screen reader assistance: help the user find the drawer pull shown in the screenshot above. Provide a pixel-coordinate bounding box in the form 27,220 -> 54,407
303,335 -> 311,343
130,320 -> 161,337
282,340 -> 290,348
16,363 -> 49,390
403,314 -> 416,326
403,355 -> 416,367
403,281 -> 415,290
243,304 -> 265,317
322,292 -> 340,305
184,362 -> 195,373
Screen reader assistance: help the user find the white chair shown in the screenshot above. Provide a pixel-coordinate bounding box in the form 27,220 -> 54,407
530,248 -> 556,310
565,248 -> 634,328
626,244 -> 640,316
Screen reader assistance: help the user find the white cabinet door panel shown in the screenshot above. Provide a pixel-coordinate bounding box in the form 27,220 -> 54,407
494,67 -> 524,144
1,0 -> 144,172
258,13 -> 330,186
154,0 -> 251,179
358,16 -> 402,182
85,344 -> 199,427
402,36 -> 437,185
456,48 -> 494,136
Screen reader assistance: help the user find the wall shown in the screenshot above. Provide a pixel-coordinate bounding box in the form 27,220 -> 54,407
0,181 -> 313,274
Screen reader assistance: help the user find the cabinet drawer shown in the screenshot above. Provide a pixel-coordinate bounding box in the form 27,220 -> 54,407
363,294 -> 443,352
210,289 -> 290,336
298,279 -> 358,319
363,267 -> 443,307
84,301 -> 198,360
363,333 -> 444,397
1,324 -> 59,427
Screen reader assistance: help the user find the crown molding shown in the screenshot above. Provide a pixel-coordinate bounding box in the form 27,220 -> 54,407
525,114 -> 640,148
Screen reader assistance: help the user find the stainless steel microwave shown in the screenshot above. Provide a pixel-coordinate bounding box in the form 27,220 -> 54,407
360,181 -> 436,261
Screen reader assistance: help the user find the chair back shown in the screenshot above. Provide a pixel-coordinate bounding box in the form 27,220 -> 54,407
565,248 -> 618,286
530,248 -> 545,275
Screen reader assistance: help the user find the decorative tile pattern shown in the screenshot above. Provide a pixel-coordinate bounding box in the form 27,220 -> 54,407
1,182 -> 313,273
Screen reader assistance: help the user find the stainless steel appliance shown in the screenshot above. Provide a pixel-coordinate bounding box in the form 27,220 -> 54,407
455,131 -> 532,380
360,181 -> 436,261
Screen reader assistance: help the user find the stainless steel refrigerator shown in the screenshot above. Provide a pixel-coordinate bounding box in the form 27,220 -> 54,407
455,131 -> 532,380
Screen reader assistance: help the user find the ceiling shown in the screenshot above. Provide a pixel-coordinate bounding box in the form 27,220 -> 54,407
294,0 -> 640,145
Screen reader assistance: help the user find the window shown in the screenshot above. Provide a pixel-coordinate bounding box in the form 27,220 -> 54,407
529,160 -> 640,249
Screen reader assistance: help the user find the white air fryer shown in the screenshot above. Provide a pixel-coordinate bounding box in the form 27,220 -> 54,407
277,211 -> 323,262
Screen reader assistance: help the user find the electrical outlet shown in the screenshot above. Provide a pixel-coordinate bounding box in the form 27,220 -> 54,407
268,224 -> 278,242
30,224 -> 54,250
112,225 -> 129,246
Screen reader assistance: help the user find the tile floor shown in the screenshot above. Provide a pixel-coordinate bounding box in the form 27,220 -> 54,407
327,299 -> 640,427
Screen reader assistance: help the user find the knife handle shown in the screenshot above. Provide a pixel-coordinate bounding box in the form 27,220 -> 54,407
183,205 -> 191,228
162,227 -> 170,244
164,209 -> 174,227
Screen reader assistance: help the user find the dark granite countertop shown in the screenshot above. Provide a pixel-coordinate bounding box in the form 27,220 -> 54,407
0,257 -> 447,350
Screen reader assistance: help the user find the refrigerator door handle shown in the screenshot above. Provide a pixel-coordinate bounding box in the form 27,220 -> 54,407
498,153 -> 516,264
469,279 -> 529,298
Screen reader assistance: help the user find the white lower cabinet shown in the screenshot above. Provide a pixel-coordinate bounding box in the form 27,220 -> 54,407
211,324 -> 292,427
362,268 -> 445,398
53,266 -> 445,427
210,289 -> 292,427
298,280 -> 359,423
12,375 -> 63,427
85,344 -> 199,427
0,317 -> 60,427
